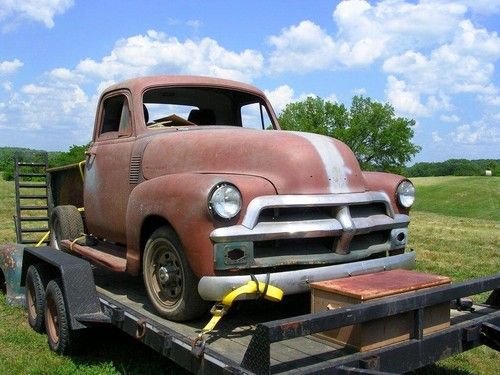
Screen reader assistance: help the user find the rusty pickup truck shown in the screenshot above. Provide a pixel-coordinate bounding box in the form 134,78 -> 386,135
47,75 -> 416,321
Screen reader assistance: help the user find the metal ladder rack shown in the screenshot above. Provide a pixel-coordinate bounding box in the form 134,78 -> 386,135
13,152 -> 51,245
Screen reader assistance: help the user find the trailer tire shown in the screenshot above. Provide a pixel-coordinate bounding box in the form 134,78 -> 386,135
26,264 -> 49,333
143,227 -> 209,321
50,205 -> 84,251
45,279 -> 73,355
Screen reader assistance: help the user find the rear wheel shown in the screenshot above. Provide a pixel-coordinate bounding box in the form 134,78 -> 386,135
45,279 -> 73,355
49,205 -> 84,250
143,227 -> 209,321
26,264 -> 49,333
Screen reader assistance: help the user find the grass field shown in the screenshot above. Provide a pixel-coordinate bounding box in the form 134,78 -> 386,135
0,175 -> 499,374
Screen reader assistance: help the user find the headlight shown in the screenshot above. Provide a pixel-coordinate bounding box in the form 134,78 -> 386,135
396,180 -> 416,208
208,183 -> 242,219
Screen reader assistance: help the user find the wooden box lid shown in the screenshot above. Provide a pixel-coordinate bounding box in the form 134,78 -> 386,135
310,269 -> 451,301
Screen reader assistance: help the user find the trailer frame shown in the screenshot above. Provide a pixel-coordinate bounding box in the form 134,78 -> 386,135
4,245 -> 496,375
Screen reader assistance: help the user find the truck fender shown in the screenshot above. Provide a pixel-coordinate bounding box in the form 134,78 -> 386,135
0,243 -> 26,306
125,173 -> 276,277
21,247 -> 109,330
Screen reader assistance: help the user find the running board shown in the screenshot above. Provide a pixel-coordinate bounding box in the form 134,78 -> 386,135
60,240 -> 127,272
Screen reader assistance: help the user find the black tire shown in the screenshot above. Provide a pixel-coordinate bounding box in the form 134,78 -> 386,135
25,264 -> 49,333
49,205 -> 84,250
143,227 -> 209,321
45,279 -> 73,355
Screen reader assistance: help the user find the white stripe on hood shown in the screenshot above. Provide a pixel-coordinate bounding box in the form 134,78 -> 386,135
291,131 -> 352,193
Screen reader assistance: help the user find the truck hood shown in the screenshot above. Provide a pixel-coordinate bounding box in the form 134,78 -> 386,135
141,127 -> 367,194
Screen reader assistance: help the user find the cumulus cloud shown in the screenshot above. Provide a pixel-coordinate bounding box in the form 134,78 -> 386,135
385,76 -> 429,116
0,29 -> 266,146
440,114 -> 460,123
451,121 -> 500,144
76,30 -> 263,83
268,21 -> 338,73
0,59 -> 23,74
7,81 -> 94,131
432,131 -> 443,143
264,84 -> 333,114
0,0 -> 73,29
267,0 -> 473,72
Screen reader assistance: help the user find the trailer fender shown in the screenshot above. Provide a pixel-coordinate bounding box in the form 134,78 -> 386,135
21,246 -> 110,330
0,243 -> 26,306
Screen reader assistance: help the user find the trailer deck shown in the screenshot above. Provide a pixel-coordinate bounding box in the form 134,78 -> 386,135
91,266 -> 500,374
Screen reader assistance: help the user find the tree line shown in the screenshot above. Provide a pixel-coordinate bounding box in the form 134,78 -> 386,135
404,159 -> 499,177
0,144 -> 89,180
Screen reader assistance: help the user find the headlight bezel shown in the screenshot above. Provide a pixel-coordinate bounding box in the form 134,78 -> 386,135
208,182 -> 242,220
396,180 -> 416,209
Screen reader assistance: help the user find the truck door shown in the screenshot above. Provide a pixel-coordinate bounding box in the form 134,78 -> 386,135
84,92 -> 134,245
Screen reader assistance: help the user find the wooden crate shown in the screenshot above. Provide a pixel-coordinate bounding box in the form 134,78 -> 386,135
310,269 -> 451,352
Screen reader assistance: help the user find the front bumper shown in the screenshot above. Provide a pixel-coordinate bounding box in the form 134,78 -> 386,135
198,251 -> 416,301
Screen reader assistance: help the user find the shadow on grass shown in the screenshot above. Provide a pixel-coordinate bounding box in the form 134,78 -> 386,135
70,326 -> 191,375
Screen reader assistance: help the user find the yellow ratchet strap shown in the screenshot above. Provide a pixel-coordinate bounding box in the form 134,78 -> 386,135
78,160 -> 85,182
70,234 -> 87,251
193,280 -> 283,354
35,231 -> 50,247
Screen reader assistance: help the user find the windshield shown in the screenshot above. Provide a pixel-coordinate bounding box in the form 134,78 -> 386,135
143,87 -> 275,130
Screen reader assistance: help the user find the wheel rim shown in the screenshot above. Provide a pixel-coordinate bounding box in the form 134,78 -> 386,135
146,239 -> 184,307
50,216 -> 61,250
27,280 -> 37,320
46,295 -> 59,344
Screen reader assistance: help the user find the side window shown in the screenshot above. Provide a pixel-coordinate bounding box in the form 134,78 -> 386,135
240,102 -> 273,130
99,95 -> 130,137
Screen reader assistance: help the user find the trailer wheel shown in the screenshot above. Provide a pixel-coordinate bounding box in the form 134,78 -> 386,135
45,279 -> 73,355
143,227 -> 209,321
26,264 -> 49,333
50,205 -> 84,251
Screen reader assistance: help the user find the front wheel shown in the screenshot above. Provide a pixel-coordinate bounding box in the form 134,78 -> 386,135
143,227 -> 209,321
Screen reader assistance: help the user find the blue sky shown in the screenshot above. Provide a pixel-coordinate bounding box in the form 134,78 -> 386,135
0,0 -> 499,163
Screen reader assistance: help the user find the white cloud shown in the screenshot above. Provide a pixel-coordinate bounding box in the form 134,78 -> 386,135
334,0 -> 467,54
432,131 -> 443,143
2,81 -> 12,91
0,29 -> 266,145
440,114 -> 460,123
5,81 -> 94,133
385,76 -> 429,116
76,30 -> 263,83
267,0 -> 479,71
0,59 -> 23,74
353,88 -> 366,95
268,20 -> 338,73
451,120 -> 500,145
383,20 -> 500,115
264,85 -> 328,114
0,0 -> 73,29
264,85 -> 297,114
325,93 -> 339,103
441,0 -> 500,14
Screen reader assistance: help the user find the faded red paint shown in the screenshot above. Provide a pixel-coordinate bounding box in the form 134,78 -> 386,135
54,75 -> 412,279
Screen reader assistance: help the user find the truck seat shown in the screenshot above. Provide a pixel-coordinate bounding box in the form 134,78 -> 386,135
188,109 -> 216,125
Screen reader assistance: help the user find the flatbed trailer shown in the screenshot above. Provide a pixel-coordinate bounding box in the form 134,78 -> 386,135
3,245 -> 498,375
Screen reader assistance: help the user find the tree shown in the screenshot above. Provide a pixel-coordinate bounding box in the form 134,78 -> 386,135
279,96 -> 421,173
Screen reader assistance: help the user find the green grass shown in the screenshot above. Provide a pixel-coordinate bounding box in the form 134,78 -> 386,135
0,175 -> 499,374
411,176 -> 500,221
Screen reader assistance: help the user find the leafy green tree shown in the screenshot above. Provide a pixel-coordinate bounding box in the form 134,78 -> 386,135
279,96 -> 421,173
